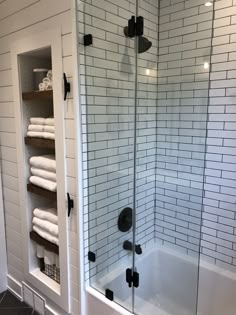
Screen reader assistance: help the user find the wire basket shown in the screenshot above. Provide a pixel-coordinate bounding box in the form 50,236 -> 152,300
39,258 -> 60,284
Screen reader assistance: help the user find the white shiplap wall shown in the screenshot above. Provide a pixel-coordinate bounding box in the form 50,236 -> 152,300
0,1 -> 81,314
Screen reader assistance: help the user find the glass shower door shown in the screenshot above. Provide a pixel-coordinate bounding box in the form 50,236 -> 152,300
78,0 -> 138,311
134,0 -> 214,315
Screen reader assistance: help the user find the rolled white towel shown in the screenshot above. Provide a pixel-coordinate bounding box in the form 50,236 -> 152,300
38,83 -> 45,91
33,225 -> 59,246
33,208 -> 58,225
30,176 -> 57,192
47,70 -> 52,80
33,217 -> 58,237
45,118 -> 54,126
30,117 -> 46,125
28,124 -> 44,132
27,131 -> 55,140
29,155 -> 56,173
31,167 -> 56,182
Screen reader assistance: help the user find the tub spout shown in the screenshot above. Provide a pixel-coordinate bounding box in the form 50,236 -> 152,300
123,240 -> 142,255
123,240 -> 133,251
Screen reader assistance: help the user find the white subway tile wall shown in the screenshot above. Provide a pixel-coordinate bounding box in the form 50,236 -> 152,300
202,0 -> 236,272
155,0 -> 213,257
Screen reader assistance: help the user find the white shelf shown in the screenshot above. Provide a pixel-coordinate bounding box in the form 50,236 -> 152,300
30,268 -> 60,295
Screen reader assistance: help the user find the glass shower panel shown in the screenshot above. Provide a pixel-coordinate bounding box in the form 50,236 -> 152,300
134,0 -> 214,315
78,0 -> 137,311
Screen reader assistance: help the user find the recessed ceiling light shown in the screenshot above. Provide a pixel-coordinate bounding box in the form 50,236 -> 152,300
146,69 -> 150,75
205,1 -> 213,6
204,62 -> 209,69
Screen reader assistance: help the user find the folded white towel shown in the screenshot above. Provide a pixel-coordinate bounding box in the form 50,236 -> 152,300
30,117 -> 46,125
44,125 -> 55,133
28,124 -> 55,134
28,124 -> 44,132
31,167 -> 56,182
33,217 -> 58,237
33,208 -> 58,225
30,176 -> 57,192
33,225 -> 59,246
27,131 -> 55,140
29,155 -> 56,173
45,118 -> 54,126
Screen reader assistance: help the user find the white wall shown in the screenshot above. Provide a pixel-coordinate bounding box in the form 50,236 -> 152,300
0,165 -> 7,293
0,0 -> 81,313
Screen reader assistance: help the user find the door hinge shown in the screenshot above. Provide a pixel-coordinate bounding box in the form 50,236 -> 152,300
125,16 -> 144,38
126,268 -> 139,288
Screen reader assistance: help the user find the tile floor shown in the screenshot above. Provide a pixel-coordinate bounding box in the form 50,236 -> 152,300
0,291 -> 39,315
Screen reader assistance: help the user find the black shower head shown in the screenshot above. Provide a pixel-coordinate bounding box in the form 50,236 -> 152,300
138,36 -> 152,54
124,26 -> 152,54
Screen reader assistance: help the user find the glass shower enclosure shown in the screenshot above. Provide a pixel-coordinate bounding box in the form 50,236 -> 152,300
78,0 -> 214,314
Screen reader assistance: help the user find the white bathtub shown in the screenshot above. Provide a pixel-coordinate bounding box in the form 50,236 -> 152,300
85,245 -> 236,315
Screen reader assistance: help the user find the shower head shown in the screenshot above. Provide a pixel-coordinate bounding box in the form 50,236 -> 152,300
124,26 -> 152,54
138,36 -> 152,54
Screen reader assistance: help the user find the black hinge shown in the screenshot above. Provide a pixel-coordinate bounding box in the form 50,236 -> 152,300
126,16 -> 144,38
126,268 -> 139,288
88,251 -> 96,262
105,289 -> 114,301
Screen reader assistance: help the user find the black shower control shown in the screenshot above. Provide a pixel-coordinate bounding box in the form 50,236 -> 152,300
118,207 -> 132,232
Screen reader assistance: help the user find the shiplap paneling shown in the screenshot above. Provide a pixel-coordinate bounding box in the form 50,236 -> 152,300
0,1 -> 81,314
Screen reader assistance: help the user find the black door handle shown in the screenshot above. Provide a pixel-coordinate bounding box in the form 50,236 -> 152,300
67,192 -> 74,217
63,73 -> 71,101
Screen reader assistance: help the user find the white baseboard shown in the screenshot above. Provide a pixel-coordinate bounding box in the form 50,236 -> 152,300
7,275 -> 22,300
7,275 -> 68,315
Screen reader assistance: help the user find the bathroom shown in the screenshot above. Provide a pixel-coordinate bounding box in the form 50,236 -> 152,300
0,0 -> 236,314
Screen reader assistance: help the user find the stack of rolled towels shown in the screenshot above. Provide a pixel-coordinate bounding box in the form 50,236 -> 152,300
27,117 -> 55,140
29,155 -> 57,192
32,207 -> 59,246
38,70 -> 53,91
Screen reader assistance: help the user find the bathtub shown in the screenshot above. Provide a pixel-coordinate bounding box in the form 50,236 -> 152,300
85,245 -> 236,315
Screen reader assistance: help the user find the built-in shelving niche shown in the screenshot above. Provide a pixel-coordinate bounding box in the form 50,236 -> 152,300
12,30 -> 70,313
